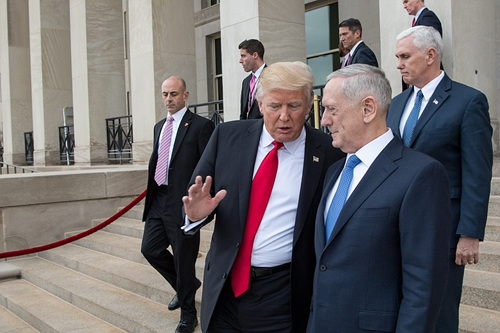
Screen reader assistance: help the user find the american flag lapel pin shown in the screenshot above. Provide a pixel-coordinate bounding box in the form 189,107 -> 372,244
313,156 -> 319,162
433,99 -> 438,105
184,122 -> 189,127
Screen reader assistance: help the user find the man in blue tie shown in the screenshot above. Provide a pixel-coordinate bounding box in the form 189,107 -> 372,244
387,26 -> 493,332
307,64 -> 451,332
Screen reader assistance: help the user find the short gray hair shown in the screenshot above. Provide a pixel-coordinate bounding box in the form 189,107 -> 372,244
396,26 -> 443,61
326,64 -> 392,114
256,61 -> 314,106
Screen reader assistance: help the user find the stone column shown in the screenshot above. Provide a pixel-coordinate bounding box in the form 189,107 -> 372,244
29,0 -> 72,166
70,0 -> 126,165
219,0 -> 306,121
128,0 -> 196,164
0,0 -> 32,165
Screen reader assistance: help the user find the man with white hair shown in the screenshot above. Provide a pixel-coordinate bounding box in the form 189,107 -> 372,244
387,26 -> 493,332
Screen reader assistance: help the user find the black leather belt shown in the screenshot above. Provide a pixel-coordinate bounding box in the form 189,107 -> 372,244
250,263 -> 291,278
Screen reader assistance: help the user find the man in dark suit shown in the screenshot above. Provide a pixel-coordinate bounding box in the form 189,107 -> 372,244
387,26 -> 493,332
402,0 -> 443,91
141,76 -> 215,333
182,62 -> 344,332
308,64 -> 451,332
403,0 -> 442,36
239,39 -> 266,120
339,18 -> 378,67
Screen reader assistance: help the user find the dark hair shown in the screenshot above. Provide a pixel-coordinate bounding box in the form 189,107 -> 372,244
339,18 -> 362,38
238,39 -> 265,60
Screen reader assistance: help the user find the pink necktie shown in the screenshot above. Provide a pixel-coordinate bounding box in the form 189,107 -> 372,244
231,140 -> 283,297
248,74 -> 256,112
344,53 -> 351,67
154,116 -> 174,185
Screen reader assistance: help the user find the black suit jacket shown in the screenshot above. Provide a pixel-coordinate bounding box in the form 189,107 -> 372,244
185,120 -> 344,332
388,74 -> 492,243
143,109 -> 215,223
240,70 -> 265,120
349,41 -> 378,67
308,137 -> 451,332
415,8 -> 442,36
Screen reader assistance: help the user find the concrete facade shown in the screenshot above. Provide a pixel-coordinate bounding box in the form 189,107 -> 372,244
0,0 -> 499,166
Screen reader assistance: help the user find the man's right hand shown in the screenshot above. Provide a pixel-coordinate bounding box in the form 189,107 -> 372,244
182,175 -> 227,221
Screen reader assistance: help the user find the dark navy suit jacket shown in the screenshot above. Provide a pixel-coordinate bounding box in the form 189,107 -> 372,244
349,41 -> 378,67
240,71 -> 264,120
415,7 -> 442,36
387,74 -> 492,244
308,137 -> 451,332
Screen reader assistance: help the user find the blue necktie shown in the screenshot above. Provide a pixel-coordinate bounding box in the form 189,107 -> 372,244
402,90 -> 424,146
325,155 -> 361,242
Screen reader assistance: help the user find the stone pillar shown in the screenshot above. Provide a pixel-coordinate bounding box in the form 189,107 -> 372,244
128,0 -> 196,164
29,0 -> 72,166
449,0 -> 498,154
70,0 -> 126,165
0,0 -> 32,165
219,0 -> 306,121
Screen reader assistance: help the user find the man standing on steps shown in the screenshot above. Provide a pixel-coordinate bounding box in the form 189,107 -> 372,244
239,39 -> 266,120
387,26 -> 493,332
141,76 -> 215,333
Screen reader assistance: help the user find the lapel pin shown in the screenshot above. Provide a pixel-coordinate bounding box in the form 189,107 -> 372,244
433,99 -> 438,105
184,122 -> 189,127
313,156 -> 319,162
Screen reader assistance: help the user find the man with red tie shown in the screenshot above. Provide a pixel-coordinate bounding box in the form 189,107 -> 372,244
182,62 -> 344,332
141,76 -> 215,333
403,0 -> 442,36
238,39 -> 266,120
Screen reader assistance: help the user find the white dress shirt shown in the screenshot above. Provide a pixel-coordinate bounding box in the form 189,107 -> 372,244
157,107 -> 187,185
324,129 -> 394,222
399,71 -> 444,135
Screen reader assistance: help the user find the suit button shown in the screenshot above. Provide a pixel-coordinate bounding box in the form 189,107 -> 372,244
320,264 -> 327,271
236,243 -> 240,248
223,273 -> 227,279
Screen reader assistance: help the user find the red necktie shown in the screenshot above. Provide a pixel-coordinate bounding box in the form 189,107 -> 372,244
412,17 -> 415,26
154,116 -> 174,185
231,140 -> 283,297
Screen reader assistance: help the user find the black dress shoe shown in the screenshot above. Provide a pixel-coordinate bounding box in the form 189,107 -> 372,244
168,294 -> 180,311
175,317 -> 198,333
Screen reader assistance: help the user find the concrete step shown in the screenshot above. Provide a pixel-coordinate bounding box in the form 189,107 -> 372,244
462,268 -> 500,312
491,177 -> 500,196
93,216 -> 145,239
38,243 -> 198,307
459,304 -> 500,333
476,241 -> 500,273
8,257 -> 200,333
485,217 -> 500,242
0,304 -> 38,333
68,229 -> 206,279
488,196 -> 500,217
121,205 -> 144,221
0,278 -> 125,332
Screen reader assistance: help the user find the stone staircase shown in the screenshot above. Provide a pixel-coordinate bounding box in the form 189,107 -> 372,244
0,174 -> 499,332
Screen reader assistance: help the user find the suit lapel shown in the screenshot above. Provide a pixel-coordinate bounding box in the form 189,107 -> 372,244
238,120 -> 263,228
325,138 -> 402,247
388,89 -> 412,138
409,75 -> 451,146
170,109 -> 193,162
294,126 -> 327,245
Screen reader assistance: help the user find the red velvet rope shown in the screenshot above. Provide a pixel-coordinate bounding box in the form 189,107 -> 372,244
0,189 -> 147,259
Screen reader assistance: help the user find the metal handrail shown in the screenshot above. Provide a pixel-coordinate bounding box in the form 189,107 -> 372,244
106,115 -> 133,164
189,100 -> 224,125
0,161 -> 38,175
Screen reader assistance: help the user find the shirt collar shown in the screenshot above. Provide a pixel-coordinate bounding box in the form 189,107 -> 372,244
349,40 -> 363,55
253,63 -> 266,78
349,128 -> 394,168
168,106 -> 187,123
417,70 -> 445,101
415,7 -> 426,20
